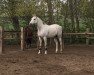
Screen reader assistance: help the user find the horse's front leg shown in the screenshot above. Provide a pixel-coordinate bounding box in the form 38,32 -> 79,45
38,37 -> 42,54
43,37 -> 47,54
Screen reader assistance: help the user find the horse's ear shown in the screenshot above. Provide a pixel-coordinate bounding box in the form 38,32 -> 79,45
32,14 -> 36,17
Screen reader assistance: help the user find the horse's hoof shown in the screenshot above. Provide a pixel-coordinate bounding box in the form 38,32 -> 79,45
38,52 -> 41,54
55,51 -> 58,53
45,53 -> 47,54
44,51 -> 47,54
38,50 -> 41,54
44,52 -> 47,54
60,51 -> 63,53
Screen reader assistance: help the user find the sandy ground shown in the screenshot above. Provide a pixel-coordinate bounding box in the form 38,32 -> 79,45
0,45 -> 94,75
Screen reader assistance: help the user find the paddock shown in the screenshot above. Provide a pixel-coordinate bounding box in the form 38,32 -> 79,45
0,26 -> 94,74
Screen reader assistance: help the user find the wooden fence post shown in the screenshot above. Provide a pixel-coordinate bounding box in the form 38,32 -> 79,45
86,28 -> 90,45
21,27 -> 25,50
0,26 -> 3,54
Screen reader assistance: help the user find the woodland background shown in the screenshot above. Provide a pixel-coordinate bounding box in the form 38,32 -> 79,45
0,0 -> 94,44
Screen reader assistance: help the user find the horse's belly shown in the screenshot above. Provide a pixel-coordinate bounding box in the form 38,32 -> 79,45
38,31 -> 48,37
47,30 -> 57,37
38,31 -> 56,37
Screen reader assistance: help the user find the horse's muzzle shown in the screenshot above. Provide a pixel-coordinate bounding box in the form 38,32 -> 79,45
29,23 -> 37,26
29,23 -> 32,26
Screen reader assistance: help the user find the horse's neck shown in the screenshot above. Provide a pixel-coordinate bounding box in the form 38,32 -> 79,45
37,18 -> 44,31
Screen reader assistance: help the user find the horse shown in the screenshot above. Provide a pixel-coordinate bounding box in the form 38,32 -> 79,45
29,15 -> 64,54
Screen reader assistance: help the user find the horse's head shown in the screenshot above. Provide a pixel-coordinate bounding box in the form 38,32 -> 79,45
29,16 -> 38,26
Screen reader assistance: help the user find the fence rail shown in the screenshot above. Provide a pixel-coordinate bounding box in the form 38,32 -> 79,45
64,33 -> 94,35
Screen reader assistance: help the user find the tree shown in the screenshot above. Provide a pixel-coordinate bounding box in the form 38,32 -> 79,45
0,0 -> 20,30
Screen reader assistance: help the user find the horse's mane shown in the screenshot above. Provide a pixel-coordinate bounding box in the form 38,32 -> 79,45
37,17 -> 47,25
43,22 -> 46,25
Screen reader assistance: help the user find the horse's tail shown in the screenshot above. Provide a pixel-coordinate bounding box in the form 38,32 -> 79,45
62,29 -> 64,38
62,29 -> 64,49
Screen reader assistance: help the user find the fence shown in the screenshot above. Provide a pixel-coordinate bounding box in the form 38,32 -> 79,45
64,28 -> 94,45
0,27 -> 94,54
0,26 -> 25,54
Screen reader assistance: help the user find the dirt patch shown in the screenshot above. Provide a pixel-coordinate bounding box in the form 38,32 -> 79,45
0,45 -> 94,75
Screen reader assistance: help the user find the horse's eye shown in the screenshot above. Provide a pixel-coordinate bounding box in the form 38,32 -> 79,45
34,19 -> 36,20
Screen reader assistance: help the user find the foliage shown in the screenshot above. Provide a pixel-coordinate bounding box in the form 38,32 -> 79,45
0,0 -> 94,44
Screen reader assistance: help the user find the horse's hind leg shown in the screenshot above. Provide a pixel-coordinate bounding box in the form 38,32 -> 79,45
38,37 -> 42,54
43,37 -> 47,54
54,38 -> 58,53
59,37 -> 63,53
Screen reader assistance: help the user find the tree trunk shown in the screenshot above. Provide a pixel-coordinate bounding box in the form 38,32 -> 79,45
74,0 -> 79,32
7,0 -> 20,30
63,13 -> 67,32
68,0 -> 75,32
45,0 -> 53,24
75,15 -> 79,32
11,16 -> 20,30
62,1 -> 68,32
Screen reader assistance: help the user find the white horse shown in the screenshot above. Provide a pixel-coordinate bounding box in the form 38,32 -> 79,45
29,15 -> 64,54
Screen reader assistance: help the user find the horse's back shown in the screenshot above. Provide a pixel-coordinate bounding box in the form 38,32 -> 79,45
48,24 -> 62,37
50,24 -> 62,32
